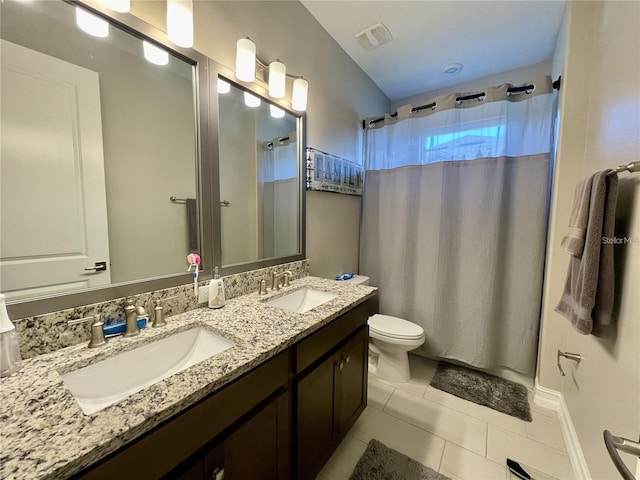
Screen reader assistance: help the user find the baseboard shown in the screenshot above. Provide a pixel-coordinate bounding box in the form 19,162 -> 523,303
534,378 -> 591,480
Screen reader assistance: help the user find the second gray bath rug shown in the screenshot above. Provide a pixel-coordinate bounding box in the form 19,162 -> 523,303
430,362 -> 532,422
349,439 -> 450,480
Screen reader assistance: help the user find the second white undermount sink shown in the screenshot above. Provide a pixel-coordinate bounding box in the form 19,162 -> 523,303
61,327 -> 235,415
267,288 -> 337,314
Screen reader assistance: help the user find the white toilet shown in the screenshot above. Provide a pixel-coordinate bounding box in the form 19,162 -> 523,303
338,275 -> 425,383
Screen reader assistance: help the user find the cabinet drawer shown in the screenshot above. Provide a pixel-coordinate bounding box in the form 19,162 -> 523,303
75,352 -> 288,480
295,298 -> 375,375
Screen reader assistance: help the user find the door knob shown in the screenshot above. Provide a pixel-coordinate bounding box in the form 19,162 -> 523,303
84,261 -> 107,272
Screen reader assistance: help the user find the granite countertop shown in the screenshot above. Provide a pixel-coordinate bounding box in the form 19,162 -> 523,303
0,276 -> 376,480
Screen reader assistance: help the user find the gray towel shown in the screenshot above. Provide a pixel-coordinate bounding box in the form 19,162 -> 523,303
561,173 -> 595,257
555,170 -> 618,334
186,198 -> 198,252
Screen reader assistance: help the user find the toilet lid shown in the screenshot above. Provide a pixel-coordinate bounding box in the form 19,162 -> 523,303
368,314 -> 424,340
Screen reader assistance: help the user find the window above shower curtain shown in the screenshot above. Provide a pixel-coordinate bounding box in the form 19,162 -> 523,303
364,78 -> 554,170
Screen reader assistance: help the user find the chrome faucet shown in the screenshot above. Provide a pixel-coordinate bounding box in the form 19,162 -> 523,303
271,270 -> 292,291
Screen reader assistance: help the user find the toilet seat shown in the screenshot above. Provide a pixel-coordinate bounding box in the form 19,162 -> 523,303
368,314 -> 424,340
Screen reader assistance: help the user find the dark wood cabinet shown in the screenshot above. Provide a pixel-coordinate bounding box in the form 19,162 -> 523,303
294,298 -> 375,480
201,391 -> 289,480
335,327 -> 368,438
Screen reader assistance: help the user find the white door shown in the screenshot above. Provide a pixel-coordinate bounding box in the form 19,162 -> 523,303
0,40 -> 111,301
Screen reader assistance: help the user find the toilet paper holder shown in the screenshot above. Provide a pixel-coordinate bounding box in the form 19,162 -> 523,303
557,350 -> 581,376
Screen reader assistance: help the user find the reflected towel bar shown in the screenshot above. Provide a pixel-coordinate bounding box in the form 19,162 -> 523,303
170,196 -> 230,207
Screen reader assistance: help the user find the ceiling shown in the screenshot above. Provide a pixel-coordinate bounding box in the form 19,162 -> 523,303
300,1 -> 566,101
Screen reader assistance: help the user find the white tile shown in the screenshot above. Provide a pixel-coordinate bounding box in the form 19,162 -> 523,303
439,442 -> 506,480
525,412 -> 567,452
316,433 -> 367,480
487,425 -> 574,480
350,406 -> 445,470
376,354 -> 438,397
423,385 -> 528,436
367,374 -> 395,410
383,388 -> 488,456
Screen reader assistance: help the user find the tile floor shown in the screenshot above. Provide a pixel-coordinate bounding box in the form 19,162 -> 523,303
316,354 -> 574,480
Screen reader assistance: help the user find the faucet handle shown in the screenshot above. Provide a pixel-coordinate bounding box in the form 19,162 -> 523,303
152,296 -> 177,328
67,314 -> 106,348
258,279 -> 268,295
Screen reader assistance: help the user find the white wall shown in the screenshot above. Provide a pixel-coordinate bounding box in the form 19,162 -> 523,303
129,0 -> 391,279
538,2 -> 640,478
391,60 -> 552,112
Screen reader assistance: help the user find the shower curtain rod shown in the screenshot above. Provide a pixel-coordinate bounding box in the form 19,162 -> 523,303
362,76 -> 562,129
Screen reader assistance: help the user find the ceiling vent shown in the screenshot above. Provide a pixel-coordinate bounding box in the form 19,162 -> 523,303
355,23 -> 393,50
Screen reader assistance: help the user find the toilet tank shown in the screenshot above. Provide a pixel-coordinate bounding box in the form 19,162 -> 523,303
338,275 -> 370,286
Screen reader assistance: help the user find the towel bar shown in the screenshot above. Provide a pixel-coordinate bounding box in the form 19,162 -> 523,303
609,161 -> 640,175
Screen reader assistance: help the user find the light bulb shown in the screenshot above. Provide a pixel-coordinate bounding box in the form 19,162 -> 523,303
217,78 -> 231,94
167,0 -> 193,48
244,92 -> 261,108
100,0 -> 130,13
75,7 -> 109,38
268,61 -> 286,98
292,77 -> 308,112
236,38 -> 256,82
270,105 -> 285,118
143,41 -> 169,66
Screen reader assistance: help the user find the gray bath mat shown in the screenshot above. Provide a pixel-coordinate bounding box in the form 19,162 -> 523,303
430,362 -> 532,422
349,439 -> 450,480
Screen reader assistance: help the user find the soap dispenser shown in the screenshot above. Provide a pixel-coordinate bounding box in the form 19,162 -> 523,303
208,266 -> 226,309
0,294 -> 22,377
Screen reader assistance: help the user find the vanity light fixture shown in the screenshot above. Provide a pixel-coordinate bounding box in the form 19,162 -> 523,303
268,60 -> 286,98
75,7 -> 109,38
292,77 -> 308,112
270,105 -> 285,119
236,38 -> 257,82
244,92 -> 261,108
143,41 -> 169,66
217,78 -> 231,94
167,0 -> 193,48
235,38 -> 309,111
100,0 -> 130,13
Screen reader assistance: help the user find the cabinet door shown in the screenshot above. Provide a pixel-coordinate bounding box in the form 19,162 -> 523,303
335,327 -> 368,438
296,354 -> 336,480
204,392 -> 289,480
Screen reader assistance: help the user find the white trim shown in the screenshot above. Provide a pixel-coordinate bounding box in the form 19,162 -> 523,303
534,377 -> 591,480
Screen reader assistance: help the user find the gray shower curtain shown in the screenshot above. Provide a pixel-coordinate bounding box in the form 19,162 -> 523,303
360,79 -> 554,373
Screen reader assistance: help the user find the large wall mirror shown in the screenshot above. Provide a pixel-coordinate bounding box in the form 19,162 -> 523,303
1,0 -> 212,316
1,0 -> 304,318
217,79 -> 302,268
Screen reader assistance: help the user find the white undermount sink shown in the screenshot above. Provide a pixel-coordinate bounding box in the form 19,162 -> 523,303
61,327 -> 235,415
266,288 -> 337,314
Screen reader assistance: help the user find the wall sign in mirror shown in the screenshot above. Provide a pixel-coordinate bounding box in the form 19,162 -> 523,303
217,79 -> 301,266
0,1 -> 200,302
306,148 -> 363,196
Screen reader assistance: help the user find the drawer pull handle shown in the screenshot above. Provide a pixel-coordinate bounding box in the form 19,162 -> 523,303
337,361 -> 344,370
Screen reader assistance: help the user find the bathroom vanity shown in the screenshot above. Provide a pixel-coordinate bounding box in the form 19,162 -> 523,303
0,278 -> 377,480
